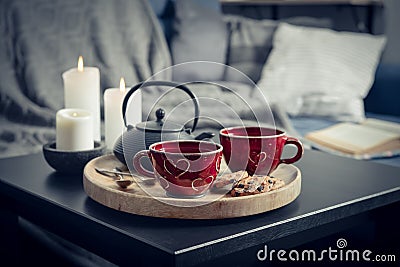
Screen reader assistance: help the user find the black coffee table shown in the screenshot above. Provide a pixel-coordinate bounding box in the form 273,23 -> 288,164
0,149 -> 399,266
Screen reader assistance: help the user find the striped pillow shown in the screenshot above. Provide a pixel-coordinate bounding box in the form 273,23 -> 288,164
224,16 -> 333,84
257,23 -> 387,122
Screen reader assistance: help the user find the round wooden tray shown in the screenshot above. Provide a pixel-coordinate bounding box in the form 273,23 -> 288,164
83,154 -> 301,219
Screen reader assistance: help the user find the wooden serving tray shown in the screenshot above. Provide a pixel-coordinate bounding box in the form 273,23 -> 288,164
83,154 -> 301,219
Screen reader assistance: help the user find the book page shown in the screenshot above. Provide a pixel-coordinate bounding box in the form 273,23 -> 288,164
362,118 -> 400,135
305,123 -> 399,154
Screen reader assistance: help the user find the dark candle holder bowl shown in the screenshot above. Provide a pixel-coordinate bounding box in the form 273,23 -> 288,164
43,141 -> 106,174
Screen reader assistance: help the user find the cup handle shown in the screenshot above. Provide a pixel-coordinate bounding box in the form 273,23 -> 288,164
133,150 -> 155,177
280,137 -> 304,165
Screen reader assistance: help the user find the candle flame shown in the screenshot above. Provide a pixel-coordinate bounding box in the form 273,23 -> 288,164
77,56 -> 84,72
72,112 -> 78,117
119,77 -> 126,93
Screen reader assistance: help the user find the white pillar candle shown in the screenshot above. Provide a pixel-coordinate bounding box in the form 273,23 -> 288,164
125,84 -> 142,128
104,77 -> 142,149
56,109 -> 93,151
104,77 -> 127,149
62,56 -> 101,141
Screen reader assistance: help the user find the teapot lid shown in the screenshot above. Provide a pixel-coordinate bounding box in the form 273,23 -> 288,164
135,108 -> 184,133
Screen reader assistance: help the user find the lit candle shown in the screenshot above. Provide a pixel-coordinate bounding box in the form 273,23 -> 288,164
62,56 -> 101,141
103,77 -> 142,149
104,77 -> 127,149
56,109 -> 93,151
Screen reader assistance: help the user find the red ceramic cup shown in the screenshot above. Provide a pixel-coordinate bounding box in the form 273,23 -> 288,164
219,127 -> 303,176
133,140 -> 223,198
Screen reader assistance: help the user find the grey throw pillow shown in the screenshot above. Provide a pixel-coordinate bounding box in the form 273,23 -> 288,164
223,15 -> 278,84
171,0 -> 228,82
224,15 -> 333,83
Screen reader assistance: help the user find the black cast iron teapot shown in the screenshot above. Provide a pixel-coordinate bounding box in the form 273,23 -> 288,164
113,80 -> 214,169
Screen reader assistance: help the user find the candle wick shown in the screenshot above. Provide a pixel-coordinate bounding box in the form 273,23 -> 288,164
72,112 -> 78,117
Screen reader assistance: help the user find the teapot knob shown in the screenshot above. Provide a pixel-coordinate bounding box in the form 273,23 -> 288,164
155,108 -> 165,122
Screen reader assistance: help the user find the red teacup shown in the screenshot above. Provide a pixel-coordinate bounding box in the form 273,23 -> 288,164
219,127 -> 303,176
133,140 -> 223,198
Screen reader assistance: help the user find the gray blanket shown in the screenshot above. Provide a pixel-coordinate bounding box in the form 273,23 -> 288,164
0,0 -> 171,158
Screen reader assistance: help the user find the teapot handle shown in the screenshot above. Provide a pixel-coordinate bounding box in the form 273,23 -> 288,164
122,81 -> 199,133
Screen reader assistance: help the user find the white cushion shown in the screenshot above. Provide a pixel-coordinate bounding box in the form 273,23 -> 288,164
257,23 -> 387,122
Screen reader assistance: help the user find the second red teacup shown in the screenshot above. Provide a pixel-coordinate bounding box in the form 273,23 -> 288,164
219,126 -> 303,176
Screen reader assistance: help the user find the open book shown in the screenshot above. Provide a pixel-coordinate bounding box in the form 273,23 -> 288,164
305,118 -> 400,158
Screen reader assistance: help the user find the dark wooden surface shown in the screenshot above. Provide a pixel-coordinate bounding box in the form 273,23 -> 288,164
0,149 -> 399,266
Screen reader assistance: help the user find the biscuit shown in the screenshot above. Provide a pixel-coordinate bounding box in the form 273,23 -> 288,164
229,175 -> 285,197
214,170 -> 249,188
